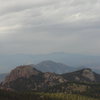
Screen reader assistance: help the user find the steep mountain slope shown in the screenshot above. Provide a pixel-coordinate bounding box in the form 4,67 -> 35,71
4,65 -> 42,83
62,68 -> 100,82
1,65 -> 66,91
35,60 -> 75,74
1,65 -> 100,92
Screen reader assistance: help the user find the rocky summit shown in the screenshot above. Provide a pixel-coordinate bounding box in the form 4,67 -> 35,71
0,65 -> 100,91
62,68 -> 100,82
3,65 -> 42,83
1,65 -> 66,91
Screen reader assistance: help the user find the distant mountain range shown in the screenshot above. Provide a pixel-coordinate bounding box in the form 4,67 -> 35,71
34,60 -> 75,74
0,64 -> 100,91
0,52 -> 100,73
0,73 -> 7,82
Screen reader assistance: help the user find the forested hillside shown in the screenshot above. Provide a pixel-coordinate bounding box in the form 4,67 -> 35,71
0,90 -> 99,100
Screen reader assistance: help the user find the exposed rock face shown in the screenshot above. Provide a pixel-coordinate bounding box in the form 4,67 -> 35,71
43,72 -> 66,85
1,65 -> 100,91
82,68 -> 95,81
3,65 -> 42,84
62,68 -> 100,82
1,65 -> 66,91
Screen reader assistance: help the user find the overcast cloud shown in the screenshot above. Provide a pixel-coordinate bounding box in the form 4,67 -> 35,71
0,0 -> 100,55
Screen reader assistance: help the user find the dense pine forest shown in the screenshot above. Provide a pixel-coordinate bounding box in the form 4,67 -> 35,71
45,82 -> 100,98
0,82 -> 100,100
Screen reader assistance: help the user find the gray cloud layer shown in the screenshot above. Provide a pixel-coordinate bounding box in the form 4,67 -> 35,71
0,0 -> 100,55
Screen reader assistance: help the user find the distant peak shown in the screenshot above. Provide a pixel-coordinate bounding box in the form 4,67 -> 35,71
38,60 -> 57,64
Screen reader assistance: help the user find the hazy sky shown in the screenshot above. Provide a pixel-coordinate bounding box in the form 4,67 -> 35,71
0,0 -> 100,55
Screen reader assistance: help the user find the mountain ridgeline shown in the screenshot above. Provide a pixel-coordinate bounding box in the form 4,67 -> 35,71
34,60 -> 75,73
0,61 -> 100,93
1,65 -> 66,91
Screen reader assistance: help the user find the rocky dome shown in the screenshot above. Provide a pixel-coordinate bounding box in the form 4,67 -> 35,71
3,65 -> 42,83
62,68 -> 100,82
82,68 -> 95,81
